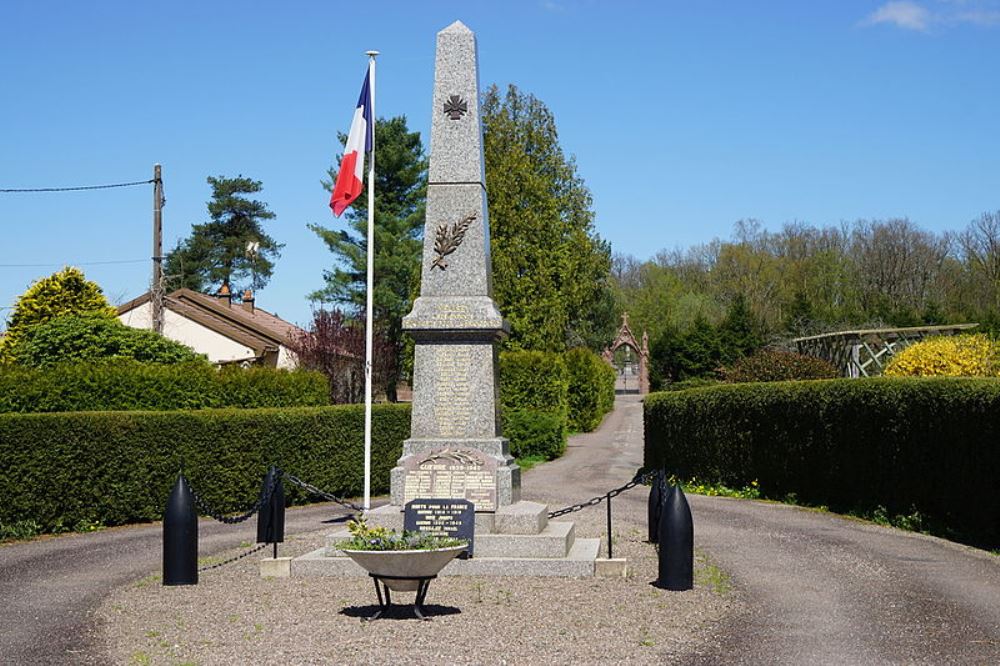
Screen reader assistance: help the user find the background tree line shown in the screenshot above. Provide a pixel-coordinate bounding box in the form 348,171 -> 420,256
615,213 -> 1000,385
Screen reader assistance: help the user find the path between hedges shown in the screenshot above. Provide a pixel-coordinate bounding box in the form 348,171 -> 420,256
4,395 -> 1000,664
528,395 -> 1000,664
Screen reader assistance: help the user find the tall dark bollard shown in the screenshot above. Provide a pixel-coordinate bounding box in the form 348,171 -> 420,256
656,483 -> 693,591
256,466 -> 285,546
647,470 -> 664,543
163,473 -> 198,586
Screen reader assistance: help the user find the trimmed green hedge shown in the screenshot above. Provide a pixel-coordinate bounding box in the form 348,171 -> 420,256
0,404 -> 410,531
499,351 -> 569,419
644,378 -> 1000,546
0,361 -> 329,413
564,347 -> 616,432
503,409 -> 566,460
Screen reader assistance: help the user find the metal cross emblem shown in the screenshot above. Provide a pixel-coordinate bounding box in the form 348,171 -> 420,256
443,95 -> 468,120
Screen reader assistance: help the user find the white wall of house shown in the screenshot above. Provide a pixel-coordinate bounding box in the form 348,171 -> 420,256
119,302 -> 257,365
276,345 -> 298,370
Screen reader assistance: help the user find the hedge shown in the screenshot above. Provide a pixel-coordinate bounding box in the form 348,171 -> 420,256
503,409 -> 566,460
0,404 -> 410,532
564,347 -> 616,432
644,378 -> 1000,547
0,361 -> 329,413
499,351 -> 569,419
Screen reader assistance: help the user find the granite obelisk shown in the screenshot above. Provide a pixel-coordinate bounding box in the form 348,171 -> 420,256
390,20 -> 519,512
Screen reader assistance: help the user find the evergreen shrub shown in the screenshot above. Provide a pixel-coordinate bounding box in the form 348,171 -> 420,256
563,347 -> 616,432
499,351 -> 569,419
720,349 -> 839,383
12,315 -> 204,367
884,334 -> 999,377
0,361 -> 329,413
0,404 -> 410,532
502,409 -> 566,460
644,378 -> 1000,547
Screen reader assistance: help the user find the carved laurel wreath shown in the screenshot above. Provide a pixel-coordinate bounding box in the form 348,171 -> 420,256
431,212 -> 477,270
420,449 -> 481,467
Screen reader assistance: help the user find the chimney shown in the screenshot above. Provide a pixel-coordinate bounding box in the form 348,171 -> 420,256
242,289 -> 255,314
215,282 -> 232,306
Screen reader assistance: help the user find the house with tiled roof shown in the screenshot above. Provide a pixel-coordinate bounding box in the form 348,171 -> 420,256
117,286 -> 303,368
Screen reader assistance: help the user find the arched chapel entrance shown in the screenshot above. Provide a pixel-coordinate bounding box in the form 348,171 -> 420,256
602,312 -> 650,395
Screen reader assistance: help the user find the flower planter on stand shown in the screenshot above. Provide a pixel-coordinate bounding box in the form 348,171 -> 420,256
342,545 -> 467,620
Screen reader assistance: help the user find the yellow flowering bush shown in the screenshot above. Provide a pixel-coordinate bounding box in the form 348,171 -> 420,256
884,333 -> 1000,377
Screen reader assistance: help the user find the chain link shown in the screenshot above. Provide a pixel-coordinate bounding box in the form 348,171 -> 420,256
190,469 -> 281,524
282,473 -> 365,513
546,470 -> 657,519
199,542 -> 269,572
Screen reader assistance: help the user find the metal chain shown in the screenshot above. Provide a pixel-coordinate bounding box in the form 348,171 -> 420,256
547,470 -> 657,519
0,179 -> 154,193
190,469 -> 281,525
199,542 -> 269,572
282,473 -> 365,513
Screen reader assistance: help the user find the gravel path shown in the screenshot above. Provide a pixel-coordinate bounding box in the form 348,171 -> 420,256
95,396 -> 737,665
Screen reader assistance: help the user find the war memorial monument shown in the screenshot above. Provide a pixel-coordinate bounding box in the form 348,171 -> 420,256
294,21 -> 602,578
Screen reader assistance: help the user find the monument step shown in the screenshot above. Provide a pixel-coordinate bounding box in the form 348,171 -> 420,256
476,521 -> 574,558
291,537 -> 601,578
325,520 -> 573,559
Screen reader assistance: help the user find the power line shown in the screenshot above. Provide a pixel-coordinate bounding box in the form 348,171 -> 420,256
0,179 -> 154,193
0,259 -> 147,268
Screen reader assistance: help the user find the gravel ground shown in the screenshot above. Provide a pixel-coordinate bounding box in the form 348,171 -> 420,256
95,396 -> 739,665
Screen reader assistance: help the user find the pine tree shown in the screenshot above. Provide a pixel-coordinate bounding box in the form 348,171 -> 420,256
309,116 -> 427,400
164,176 -> 281,295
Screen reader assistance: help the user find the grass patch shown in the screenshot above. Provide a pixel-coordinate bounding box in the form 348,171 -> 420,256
515,454 -> 547,472
695,549 -> 732,595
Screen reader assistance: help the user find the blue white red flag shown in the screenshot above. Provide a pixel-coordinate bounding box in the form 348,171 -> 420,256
329,70 -> 373,216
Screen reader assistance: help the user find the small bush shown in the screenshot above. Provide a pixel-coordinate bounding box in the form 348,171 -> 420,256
885,334 -> 999,377
721,349 -> 839,382
0,361 -> 329,413
564,347 -> 616,432
0,404 -> 410,532
503,409 -> 566,460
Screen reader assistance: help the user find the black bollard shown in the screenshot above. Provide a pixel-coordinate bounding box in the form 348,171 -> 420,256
647,470 -> 663,544
163,473 -> 198,586
256,466 -> 285,547
656,483 -> 693,591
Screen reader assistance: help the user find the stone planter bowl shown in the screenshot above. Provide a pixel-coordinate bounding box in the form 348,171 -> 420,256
341,545 -> 467,591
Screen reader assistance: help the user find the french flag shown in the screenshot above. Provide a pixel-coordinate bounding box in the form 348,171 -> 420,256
329,70 -> 372,217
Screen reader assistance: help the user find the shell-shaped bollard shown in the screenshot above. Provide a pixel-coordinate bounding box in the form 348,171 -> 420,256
163,473 -> 198,586
256,466 -> 285,545
656,483 -> 693,591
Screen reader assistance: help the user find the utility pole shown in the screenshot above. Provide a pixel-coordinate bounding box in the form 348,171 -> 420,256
151,163 -> 165,334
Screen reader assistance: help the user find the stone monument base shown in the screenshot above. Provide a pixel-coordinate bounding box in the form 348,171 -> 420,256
289,501 -> 602,578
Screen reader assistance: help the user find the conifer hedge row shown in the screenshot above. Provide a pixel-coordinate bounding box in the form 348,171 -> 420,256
0,361 -> 329,413
0,405 -> 410,532
644,378 -> 1000,546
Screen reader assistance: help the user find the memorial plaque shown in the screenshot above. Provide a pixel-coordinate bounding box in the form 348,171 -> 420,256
404,498 -> 475,558
402,448 -> 498,511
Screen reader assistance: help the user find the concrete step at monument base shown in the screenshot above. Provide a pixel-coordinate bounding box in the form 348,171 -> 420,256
325,520 -> 575,559
292,537 -> 601,578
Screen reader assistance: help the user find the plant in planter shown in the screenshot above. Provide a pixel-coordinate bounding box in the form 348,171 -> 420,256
337,519 -> 468,621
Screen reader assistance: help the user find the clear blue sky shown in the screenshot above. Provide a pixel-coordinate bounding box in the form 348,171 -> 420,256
2,1 -> 998,328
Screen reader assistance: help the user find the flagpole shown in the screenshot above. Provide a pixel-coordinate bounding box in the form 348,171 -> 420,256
363,50 -> 378,513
